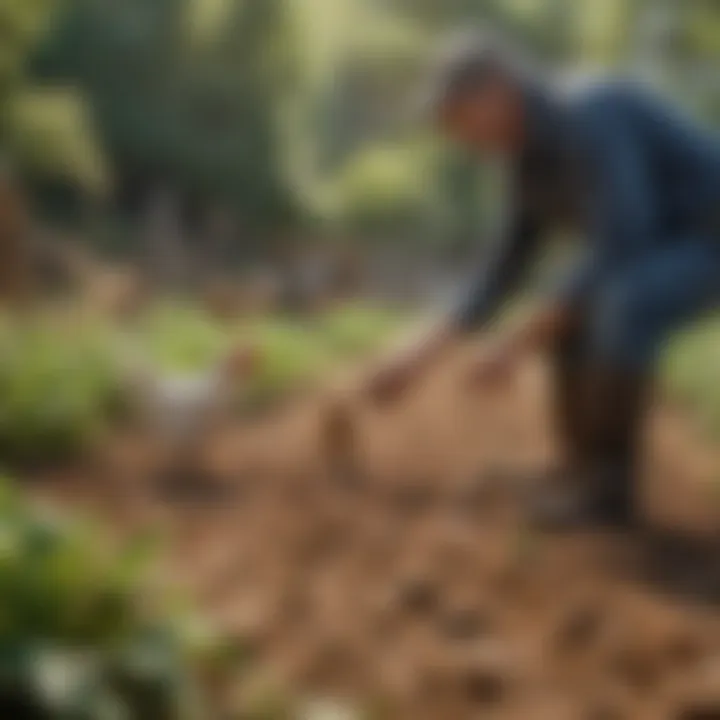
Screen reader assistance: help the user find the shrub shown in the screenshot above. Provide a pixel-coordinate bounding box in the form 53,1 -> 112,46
0,317 -> 121,467
0,476 -> 236,719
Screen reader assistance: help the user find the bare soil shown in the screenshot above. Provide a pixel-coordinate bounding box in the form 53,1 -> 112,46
33,349 -> 720,719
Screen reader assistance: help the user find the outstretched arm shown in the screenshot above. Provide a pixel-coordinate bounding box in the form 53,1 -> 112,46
366,200 -> 542,403
453,205 -> 541,331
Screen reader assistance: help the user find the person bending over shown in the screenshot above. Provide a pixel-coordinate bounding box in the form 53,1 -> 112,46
367,32 -> 720,529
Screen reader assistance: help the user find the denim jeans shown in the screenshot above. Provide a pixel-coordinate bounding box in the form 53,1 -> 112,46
567,238 -> 720,370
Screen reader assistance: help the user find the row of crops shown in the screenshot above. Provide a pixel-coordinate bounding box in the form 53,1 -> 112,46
0,299 -> 718,468
0,303 -> 404,467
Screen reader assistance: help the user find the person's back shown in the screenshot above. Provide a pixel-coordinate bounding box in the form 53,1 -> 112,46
566,80 -> 720,237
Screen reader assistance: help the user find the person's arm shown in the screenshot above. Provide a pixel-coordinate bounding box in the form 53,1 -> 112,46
453,201 -> 542,332
413,195 -> 542,362
469,87 -> 658,382
366,199 -> 541,403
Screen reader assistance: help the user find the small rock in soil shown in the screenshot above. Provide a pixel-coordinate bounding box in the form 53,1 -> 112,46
438,602 -> 493,642
454,641 -> 517,707
393,573 -> 440,615
555,603 -> 606,654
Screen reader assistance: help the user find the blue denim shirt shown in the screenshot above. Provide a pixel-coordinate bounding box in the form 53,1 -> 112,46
454,79 -> 720,329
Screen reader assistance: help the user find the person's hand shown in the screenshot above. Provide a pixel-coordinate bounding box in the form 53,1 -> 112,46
364,324 -> 456,406
364,347 -> 426,405
466,337 -> 520,389
466,302 -> 573,390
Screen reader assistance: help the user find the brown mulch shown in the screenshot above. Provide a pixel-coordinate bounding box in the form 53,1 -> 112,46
34,350 -> 720,719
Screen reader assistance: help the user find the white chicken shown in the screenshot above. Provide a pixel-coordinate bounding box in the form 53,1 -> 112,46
118,342 -> 259,498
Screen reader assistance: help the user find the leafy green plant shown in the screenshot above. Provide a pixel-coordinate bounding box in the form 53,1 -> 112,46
130,302 -> 402,410
663,314 -> 720,436
242,306 -> 402,408
0,477 -> 237,719
242,318 -> 337,408
0,303 -> 402,465
0,317 -> 121,467
134,303 -> 235,374
318,304 -> 403,358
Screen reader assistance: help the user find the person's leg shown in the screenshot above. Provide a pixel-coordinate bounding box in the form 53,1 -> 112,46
579,366 -> 651,526
548,310 -> 593,472
537,239 -> 720,529
591,241 -> 720,371
526,312 -> 603,523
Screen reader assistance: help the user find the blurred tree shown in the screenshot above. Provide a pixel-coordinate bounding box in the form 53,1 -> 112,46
6,87 -> 107,193
0,0 -> 55,103
0,0 -> 107,195
315,0 -> 504,256
32,0 -> 303,255
325,140 -> 444,245
0,0 -> 109,307
11,0 -> 719,265
311,21 -> 426,171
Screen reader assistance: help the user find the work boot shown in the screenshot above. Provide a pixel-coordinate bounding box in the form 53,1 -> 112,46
550,325 -> 593,469
587,367 -> 650,528
529,366 -> 650,531
528,463 -> 633,530
521,327 -> 594,513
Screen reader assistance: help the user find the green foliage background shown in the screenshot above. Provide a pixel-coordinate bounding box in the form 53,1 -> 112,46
0,0 -> 714,250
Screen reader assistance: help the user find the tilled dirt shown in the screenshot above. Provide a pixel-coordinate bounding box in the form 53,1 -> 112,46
35,351 -> 720,719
